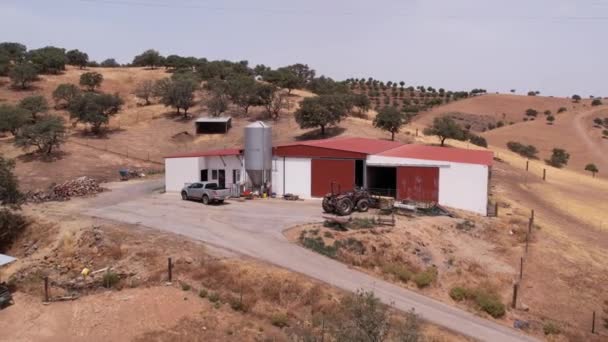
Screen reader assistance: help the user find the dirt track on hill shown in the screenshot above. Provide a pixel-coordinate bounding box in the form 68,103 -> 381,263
573,107 -> 608,167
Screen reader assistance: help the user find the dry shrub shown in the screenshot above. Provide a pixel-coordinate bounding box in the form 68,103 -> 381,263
261,277 -> 283,303
302,284 -> 323,306
106,242 -> 123,260
58,232 -> 77,258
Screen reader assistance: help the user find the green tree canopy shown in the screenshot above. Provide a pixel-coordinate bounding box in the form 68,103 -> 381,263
295,95 -> 350,136
546,148 -> 570,168
79,71 -> 104,91
0,104 -> 29,136
134,80 -> 155,105
373,106 -> 408,141
132,49 -> 163,69
0,156 -> 21,206
100,58 -> 120,67
307,76 -> 351,95
52,83 -> 81,108
525,108 -> 538,117
592,98 -> 603,106
546,115 -> 555,124
66,49 -> 89,69
9,63 -> 38,89
584,163 -> 599,177
264,68 -> 302,94
15,115 -> 66,155
155,78 -> 197,117
0,42 -> 27,61
18,95 -> 49,121
333,290 -> 390,342
68,92 -> 124,134
225,75 -> 263,114
572,94 -> 582,102
423,116 -> 467,146
28,46 -> 66,74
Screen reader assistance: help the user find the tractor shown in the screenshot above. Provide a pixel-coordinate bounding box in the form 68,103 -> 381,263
322,182 -> 371,216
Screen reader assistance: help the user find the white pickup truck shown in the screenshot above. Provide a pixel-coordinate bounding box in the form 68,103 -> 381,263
181,181 -> 231,204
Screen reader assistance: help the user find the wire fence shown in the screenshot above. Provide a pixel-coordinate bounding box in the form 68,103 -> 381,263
69,139 -> 164,165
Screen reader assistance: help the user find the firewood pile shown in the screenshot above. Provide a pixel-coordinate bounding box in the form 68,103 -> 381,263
26,176 -> 105,203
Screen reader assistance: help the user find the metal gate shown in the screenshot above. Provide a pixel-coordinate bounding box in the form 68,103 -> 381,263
396,166 -> 439,203
311,159 -> 355,197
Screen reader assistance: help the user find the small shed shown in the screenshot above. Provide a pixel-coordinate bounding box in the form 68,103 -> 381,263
195,117 -> 232,134
0,254 -> 16,267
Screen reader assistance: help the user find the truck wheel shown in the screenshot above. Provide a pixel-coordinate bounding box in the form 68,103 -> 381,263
322,197 -> 334,213
335,198 -> 353,216
357,199 -> 370,212
181,191 -> 188,200
218,200 -> 224,204
202,195 -> 209,205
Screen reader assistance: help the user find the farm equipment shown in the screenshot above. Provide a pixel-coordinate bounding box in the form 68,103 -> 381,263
322,182 -> 371,216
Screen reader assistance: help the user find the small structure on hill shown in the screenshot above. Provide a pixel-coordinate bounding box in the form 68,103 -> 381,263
195,117 -> 232,134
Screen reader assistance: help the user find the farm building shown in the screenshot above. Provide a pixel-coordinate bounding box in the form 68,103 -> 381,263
164,129 -> 493,215
194,117 -> 232,134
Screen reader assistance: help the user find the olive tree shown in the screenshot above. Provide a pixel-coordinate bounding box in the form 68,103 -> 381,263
132,49 -> 163,69
546,148 -> 570,168
0,104 -> 29,136
66,49 -> 89,69
155,78 -> 197,117
423,116 -> 467,146
79,71 -> 104,91
15,115 -> 66,155
68,92 -> 124,134
27,46 -> 66,74
225,75 -> 262,114
52,83 -> 81,108
584,163 -> 599,177
257,84 -> 289,120
100,58 -> 120,67
333,290 -> 391,342
134,80 -> 155,105
373,106 -> 409,141
9,63 -> 38,89
295,95 -> 350,136
18,95 -> 49,121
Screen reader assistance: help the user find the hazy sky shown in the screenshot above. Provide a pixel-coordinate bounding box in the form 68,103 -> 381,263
1,0 -> 607,96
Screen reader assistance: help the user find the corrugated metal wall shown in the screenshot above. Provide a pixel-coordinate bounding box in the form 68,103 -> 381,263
396,166 -> 439,203
311,159 -> 355,197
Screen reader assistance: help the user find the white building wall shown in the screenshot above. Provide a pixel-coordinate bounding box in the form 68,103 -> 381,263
165,157 -> 201,192
203,156 -> 245,186
367,155 -> 488,215
271,157 -> 312,198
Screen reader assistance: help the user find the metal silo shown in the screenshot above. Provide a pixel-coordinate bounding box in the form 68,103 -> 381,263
244,121 -> 272,188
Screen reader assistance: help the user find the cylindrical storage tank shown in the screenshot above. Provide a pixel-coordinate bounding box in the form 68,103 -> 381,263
244,121 -> 272,187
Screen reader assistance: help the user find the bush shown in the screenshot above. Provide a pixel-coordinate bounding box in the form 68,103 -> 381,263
228,295 -> 248,312
349,217 -> 376,229
382,263 -> 413,283
592,98 -> 602,106
270,313 -> 289,328
198,289 -> 208,298
507,141 -> 538,159
557,107 -> 567,113
208,292 -> 220,303
543,322 -> 561,335
469,134 -> 487,147
180,282 -> 191,291
449,286 -> 471,301
0,209 -> 27,252
102,270 -> 120,288
413,267 -> 437,288
300,236 -> 338,258
546,148 -> 570,168
474,291 -> 505,318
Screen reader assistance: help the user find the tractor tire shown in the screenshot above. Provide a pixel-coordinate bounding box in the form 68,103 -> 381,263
335,197 -> 353,216
322,197 -> 334,213
356,199 -> 370,212
202,195 -> 210,205
181,191 -> 188,200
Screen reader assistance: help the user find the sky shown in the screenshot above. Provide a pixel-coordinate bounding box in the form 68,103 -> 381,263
1,0 -> 607,96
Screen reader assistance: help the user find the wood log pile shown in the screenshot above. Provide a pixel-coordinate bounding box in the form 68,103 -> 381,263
26,176 -> 104,203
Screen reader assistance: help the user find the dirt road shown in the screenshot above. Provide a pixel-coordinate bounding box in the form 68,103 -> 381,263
573,107 -> 608,167
81,180 -> 538,342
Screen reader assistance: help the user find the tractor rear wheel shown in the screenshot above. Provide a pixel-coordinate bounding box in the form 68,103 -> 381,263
322,197 -> 334,213
356,199 -> 370,212
335,198 -> 353,216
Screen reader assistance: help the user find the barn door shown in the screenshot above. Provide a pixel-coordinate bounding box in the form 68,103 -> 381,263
311,159 -> 355,197
397,167 -> 439,203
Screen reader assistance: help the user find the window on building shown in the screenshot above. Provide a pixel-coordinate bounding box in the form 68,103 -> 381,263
200,169 -> 208,182
211,169 -> 218,180
232,169 -> 241,184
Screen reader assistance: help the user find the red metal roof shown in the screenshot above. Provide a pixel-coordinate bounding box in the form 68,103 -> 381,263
378,145 -> 493,166
276,137 -> 403,156
164,148 -> 241,159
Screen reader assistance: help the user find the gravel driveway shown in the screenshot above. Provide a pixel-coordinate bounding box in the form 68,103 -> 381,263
85,180 -> 538,342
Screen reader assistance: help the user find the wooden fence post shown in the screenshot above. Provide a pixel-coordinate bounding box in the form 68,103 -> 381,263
512,283 -> 519,308
526,160 -> 529,171
44,276 -> 49,302
592,311 -> 596,334
519,257 -> 524,280
542,168 -> 546,181
168,257 -> 173,282
415,128 -> 418,137
494,202 -> 499,217
525,233 -> 529,254
528,217 -> 533,234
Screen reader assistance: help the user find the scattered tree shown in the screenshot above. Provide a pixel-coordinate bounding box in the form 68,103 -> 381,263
79,71 -> 104,91
592,98 -> 603,106
257,85 -> 289,120
525,108 -> 538,117
132,49 -> 163,69
469,134 -> 488,147
351,93 -> 371,117
334,290 -> 390,342
15,115 -> 66,155
0,156 -> 21,206
0,42 -> 27,62
557,107 -> 567,113
546,148 -> 570,168
0,104 -> 29,136
205,94 -> 229,117
18,95 -> 49,121
155,78 -> 197,117
507,141 -> 538,159
546,115 -> 555,125
423,116 -> 467,146
225,75 -> 262,114
68,92 -> 124,134
593,117 -> 603,126
66,49 -> 89,69
27,46 -> 66,74
584,163 -> 599,177
100,58 -> 120,67
52,83 -> 81,108
9,63 -> 38,89
134,80 -> 155,105
373,106 -> 408,141
603,129 -> 608,138
295,95 -> 349,136
263,68 -> 302,94
572,94 -> 581,103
